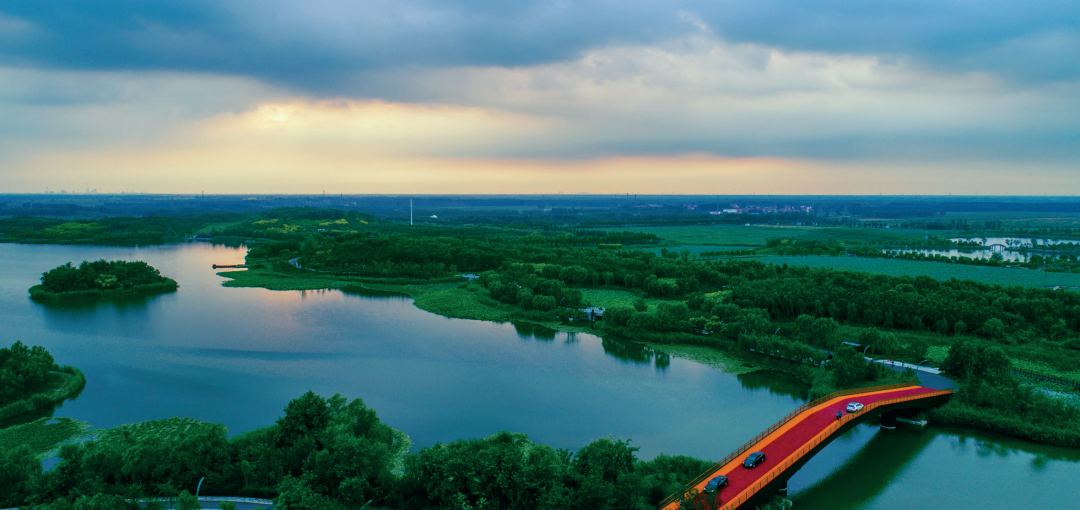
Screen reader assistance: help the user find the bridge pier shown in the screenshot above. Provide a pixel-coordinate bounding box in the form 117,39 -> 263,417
880,411 -> 899,429
777,481 -> 788,496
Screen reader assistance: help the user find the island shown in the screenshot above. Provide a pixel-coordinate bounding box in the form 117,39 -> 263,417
28,259 -> 179,301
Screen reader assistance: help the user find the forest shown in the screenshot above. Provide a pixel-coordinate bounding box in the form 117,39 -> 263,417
0,391 -> 717,510
261,232 -> 1080,347
30,260 -> 179,299
0,341 -> 59,407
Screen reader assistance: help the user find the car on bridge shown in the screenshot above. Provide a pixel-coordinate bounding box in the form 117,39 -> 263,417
846,402 -> 864,413
704,475 -> 728,493
743,451 -> 766,468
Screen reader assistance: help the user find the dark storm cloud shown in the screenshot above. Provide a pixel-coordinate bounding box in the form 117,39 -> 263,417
1,0 -> 1077,94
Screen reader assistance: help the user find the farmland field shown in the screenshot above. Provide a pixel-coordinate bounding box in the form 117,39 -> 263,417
623,225 -> 934,246
741,255 -> 1080,288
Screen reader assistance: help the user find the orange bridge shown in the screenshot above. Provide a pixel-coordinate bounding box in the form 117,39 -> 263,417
659,382 -> 953,510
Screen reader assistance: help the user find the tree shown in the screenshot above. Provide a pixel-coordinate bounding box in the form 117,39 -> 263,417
809,317 -> 839,346
176,491 -> 201,510
954,320 -> 968,336
980,318 -> 1006,339
277,391 -> 331,446
942,340 -> 1011,380
830,346 -> 870,387
274,475 -> 333,510
0,445 -> 40,507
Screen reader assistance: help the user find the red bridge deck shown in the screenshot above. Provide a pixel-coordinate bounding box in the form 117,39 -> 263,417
660,383 -> 953,510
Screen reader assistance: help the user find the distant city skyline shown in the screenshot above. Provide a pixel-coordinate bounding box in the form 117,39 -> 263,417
1,2 -> 1078,194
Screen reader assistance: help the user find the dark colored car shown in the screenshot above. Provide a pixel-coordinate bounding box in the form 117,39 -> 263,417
704,475 -> 728,493
743,451 -> 766,468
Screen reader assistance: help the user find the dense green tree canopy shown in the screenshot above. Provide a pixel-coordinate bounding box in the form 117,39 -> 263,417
36,260 -> 177,295
0,341 -> 57,406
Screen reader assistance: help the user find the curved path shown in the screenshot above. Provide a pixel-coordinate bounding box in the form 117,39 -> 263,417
660,383 -> 952,510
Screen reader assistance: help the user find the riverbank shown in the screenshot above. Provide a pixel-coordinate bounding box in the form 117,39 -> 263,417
220,268 -> 601,334
0,367 -> 86,422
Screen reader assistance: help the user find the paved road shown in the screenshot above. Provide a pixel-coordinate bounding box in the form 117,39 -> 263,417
874,358 -> 957,390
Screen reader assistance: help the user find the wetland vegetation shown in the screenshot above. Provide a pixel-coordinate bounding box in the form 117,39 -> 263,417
222,207 -> 1080,451
6,198 -> 1080,508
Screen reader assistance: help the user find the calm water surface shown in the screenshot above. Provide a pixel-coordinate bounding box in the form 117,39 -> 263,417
2,243 -> 1078,509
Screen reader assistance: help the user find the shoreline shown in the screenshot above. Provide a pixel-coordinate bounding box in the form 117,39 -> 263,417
0,367 -> 86,423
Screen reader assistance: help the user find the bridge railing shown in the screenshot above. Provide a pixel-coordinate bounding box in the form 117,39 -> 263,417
658,381 -> 919,509
1010,368 -> 1080,389
713,389 -> 954,510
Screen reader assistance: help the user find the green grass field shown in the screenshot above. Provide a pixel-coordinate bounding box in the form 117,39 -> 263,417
743,255 -> 1080,288
623,225 -> 931,246
579,288 -> 687,310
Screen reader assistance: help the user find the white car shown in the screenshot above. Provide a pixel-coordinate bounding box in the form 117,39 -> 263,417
846,402 -> 864,413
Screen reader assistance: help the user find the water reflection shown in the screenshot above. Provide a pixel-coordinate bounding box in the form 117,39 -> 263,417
512,322 -> 558,341
794,424 -> 1080,510
37,293 -> 170,338
951,237 -> 1080,247
886,248 -> 1028,262
654,351 -> 670,371
0,381 -> 85,429
338,286 -> 410,299
34,292 -> 165,313
601,337 -> 653,365
940,425 -> 1080,464
793,426 -> 936,510
736,370 -> 810,400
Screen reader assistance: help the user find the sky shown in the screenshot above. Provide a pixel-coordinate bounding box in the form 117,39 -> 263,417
1,1 -> 1078,195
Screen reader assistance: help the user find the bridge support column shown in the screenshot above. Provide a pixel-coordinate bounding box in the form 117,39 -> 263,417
880,411 -> 898,429
777,481 -> 788,496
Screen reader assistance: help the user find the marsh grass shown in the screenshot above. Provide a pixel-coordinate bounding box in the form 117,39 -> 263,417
1012,359 -> 1080,386
0,417 -> 91,459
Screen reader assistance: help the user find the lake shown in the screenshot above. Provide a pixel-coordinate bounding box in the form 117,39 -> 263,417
950,237 -> 1080,248
2,242 -> 1078,509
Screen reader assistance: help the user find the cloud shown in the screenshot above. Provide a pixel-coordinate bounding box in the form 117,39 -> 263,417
197,99 -> 550,158
0,66 -> 280,149
1,0 -> 1077,93
2,29 -> 1078,177
378,34 -> 1080,160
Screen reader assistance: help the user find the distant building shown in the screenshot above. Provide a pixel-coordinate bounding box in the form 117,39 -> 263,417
583,307 -> 605,320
